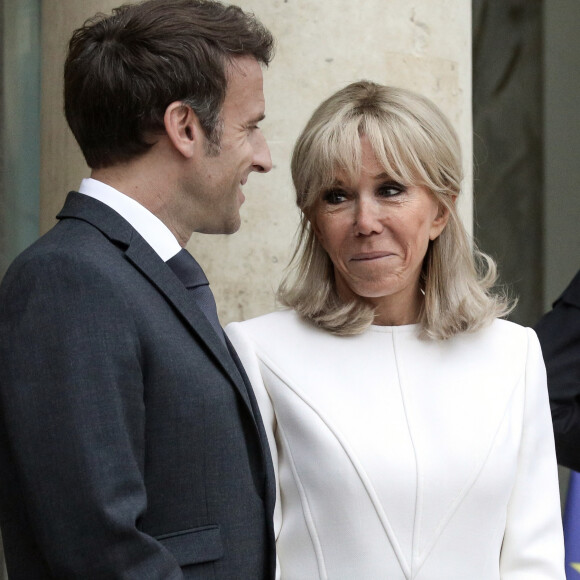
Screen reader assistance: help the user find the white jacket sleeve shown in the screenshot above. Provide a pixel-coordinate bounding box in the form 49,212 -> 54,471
500,328 -> 565,578
226,322 -> 283,580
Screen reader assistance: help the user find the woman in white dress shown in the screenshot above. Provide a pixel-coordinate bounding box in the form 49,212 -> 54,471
226,81 -> 564,579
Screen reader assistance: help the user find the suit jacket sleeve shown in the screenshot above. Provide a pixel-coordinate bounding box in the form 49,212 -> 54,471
0,253 -> 183,579
225,322 -> 282,580
500,329 -> 565,578
535,270 -> 580,471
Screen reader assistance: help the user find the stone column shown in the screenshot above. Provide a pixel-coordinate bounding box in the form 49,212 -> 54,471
472,0 -> 543,326
40,0 -> 121,228
0,0 -> 5,279
0,12 -> 6,580
40,0 -> 472,324
544,0 -> 580,307
1,0 -> 40,279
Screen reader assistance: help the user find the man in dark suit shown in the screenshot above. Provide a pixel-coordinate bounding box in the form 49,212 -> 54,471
0,1 -> 276,578
536,269 -> 580,472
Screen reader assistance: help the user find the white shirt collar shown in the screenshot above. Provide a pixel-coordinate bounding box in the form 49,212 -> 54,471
78,178 -> 181,261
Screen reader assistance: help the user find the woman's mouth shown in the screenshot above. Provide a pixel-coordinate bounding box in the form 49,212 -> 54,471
350,252 -> 392,261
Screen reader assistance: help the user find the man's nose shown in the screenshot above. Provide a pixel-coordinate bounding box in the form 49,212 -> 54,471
252,131 -> 273,173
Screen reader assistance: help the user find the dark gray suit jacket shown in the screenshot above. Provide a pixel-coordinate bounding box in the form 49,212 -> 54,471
0,192 -> 276,579
535,269 -> 580,472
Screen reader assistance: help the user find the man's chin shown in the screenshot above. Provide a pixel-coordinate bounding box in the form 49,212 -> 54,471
204,218 -> 241,235
223,222 -> 241,235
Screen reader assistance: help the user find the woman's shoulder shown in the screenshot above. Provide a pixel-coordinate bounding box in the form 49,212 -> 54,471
479,317 -> 536,342
227,308 -> 302,334
450,317 -> 540,363
226,308 -> 321,344
225,308 -> 356,359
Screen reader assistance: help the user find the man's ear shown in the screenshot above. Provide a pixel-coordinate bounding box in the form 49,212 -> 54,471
163,102 -> 200,158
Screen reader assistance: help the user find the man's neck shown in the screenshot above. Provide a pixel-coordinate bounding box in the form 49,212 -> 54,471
90,162 -> 191,247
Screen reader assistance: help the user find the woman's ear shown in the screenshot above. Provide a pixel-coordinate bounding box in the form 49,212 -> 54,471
309,216 -> 319,238
163,102 -> 199,158
429,195 -> 456,241
308,212 -> 323,242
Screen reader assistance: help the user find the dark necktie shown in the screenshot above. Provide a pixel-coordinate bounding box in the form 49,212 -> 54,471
166,249 -> 226,346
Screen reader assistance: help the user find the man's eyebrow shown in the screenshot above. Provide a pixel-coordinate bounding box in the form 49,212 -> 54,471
249,113 -> 266,124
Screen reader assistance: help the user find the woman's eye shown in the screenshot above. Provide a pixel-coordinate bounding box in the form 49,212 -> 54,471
378,182 -> 405,197
322,189 -> 348,204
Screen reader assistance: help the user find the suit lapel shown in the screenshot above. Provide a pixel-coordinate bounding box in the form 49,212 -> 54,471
126,237 -> 254,408
57,191 -> 254,412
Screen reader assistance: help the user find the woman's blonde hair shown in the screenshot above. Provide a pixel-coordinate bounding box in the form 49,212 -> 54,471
278,81 -> 513,340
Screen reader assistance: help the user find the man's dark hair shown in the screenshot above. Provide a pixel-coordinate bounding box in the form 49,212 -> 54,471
64,0 -> 274,169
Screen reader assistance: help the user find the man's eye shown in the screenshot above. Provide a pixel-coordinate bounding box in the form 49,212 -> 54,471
322,189 -> 347,204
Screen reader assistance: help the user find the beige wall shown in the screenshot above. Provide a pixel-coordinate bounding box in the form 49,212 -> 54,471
40,0 -> 472,325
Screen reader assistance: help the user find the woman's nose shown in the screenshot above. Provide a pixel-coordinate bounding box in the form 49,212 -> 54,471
354,198 -> 384,236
